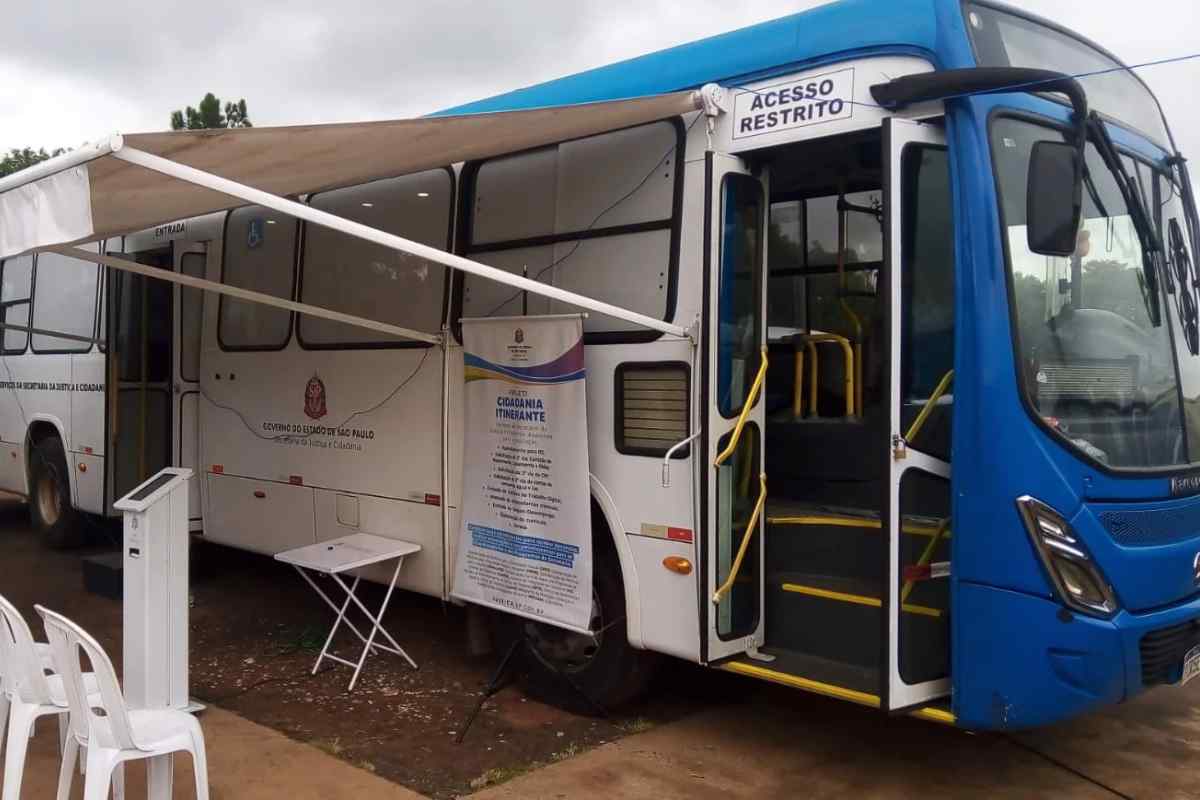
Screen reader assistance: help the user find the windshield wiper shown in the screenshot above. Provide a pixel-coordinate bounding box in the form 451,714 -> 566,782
1168,153 -> 1200,355
1087,112 -> 1165,327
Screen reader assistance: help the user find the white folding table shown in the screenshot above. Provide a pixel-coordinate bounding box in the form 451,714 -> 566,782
275,533 -> 421,691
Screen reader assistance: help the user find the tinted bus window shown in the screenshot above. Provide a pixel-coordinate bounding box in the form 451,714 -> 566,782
299,169 -> 451,347
0,255 -> 32,354
463,121 -> 680,336
220,207 -> 297,349
32,247 -> 100,353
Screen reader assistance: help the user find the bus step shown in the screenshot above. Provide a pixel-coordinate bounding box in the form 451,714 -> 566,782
721,647 -> 880,706
764,573 -> 945,668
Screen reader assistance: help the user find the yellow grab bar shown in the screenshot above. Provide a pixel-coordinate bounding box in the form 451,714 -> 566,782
792,348 -> 805,418
713,346 -> 768,467
901,517 -> 950,603
904,370 -> 955,444
798,334 -> 855,419
712,473 -> 767,604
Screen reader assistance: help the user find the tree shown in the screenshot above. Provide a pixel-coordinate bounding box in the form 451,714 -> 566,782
0,147 -> 66,179
170,93 -> 252,131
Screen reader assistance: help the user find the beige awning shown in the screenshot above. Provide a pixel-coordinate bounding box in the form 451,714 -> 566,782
0,90 -> 706,260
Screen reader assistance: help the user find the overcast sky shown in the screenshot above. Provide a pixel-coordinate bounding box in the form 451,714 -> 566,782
2,0 -> 1197,159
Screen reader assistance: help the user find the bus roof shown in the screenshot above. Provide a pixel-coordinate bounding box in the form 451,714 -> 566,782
437,0 -> 977,116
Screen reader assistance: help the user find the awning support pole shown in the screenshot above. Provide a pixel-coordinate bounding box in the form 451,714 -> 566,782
109,146 -> 690,340
47,246 -> 442,345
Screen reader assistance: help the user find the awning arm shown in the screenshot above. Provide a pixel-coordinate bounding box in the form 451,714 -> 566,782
110,146 -> 691,340
47,246 -> 443,346
0,135 -> 123,194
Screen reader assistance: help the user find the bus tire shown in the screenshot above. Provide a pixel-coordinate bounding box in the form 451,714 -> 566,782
29,436 -> 84,549
489,541 -> 658,714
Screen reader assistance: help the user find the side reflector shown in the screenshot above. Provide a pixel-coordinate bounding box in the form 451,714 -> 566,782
425,493 -> 441,506
289,475 -> 304,485
663,556 -> 693,575
211,465 -> 224,474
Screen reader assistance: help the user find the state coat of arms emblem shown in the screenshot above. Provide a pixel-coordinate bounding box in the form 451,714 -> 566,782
304,373 -> 328,420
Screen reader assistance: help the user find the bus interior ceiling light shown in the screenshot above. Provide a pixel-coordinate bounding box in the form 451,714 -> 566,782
1016,496 -> 1118,618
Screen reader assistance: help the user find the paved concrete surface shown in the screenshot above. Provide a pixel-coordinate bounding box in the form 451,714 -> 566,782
4,706 -> 424,800
477,679 -> 1200,800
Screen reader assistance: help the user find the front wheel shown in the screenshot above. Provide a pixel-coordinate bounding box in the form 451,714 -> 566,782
29,436 -> 84,549
489,542 -> 658,713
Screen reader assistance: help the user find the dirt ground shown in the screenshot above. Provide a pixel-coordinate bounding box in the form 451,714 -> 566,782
8,495 -> 1200,799
0,499 -> 710,799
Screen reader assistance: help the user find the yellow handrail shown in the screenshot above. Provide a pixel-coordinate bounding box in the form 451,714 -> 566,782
901,517 -> 950,603
792,348 -> 805,418
713,472 -> 767,604
713,346 -> 768,467
904,370 -> 955,444
797,334 -> 855,419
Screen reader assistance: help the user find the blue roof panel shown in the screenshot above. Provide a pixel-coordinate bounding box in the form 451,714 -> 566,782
437,0 -> 976,116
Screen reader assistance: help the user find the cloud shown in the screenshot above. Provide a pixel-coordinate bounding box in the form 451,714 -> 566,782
0,1 -> 1195,158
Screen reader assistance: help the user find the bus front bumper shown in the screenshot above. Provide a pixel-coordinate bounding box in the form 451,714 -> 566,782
954,581 -> 1200,730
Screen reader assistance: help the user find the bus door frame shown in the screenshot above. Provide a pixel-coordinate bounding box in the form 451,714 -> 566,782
172,243 -> 205,528
702,151 -> 769,663
882,116 -> 952,711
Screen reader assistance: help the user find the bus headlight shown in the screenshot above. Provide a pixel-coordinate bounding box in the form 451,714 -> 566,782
1016,495 -> 1118,618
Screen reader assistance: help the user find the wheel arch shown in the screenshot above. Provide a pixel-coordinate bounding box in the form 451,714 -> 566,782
25,415 -> 72,502
588,474 -> 644,650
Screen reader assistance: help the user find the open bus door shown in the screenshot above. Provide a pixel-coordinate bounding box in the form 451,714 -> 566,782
104,244 -> 174,511
173,244 -> 205,527
882,117 -> 953,711
703,153 -> 769,662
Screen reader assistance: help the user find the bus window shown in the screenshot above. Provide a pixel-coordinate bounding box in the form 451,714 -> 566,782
299,169 -> 451,347
0,255 -> 32,354
718,174 -> 764,417
463,121 -> 680,336
900,145 -> 955,460
219,206 -> 298,350
32,246 -> 100,353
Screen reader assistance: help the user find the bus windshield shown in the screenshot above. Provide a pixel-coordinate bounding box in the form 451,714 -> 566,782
993,116 -> 1194,469
965,2 -> 1170,148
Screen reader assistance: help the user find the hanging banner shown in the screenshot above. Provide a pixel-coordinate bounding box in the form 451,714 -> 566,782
452,314 -> 593,633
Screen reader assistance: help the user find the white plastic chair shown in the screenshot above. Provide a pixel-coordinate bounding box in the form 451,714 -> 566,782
37,605 -> 209,800
0,594 -> 96,800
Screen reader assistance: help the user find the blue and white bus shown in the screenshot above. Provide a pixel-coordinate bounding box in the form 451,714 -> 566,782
2,0 -> 1198,730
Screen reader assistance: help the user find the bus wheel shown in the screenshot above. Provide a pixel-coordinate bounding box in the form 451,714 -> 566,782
29,436 -> 84,549
490,544 -> 658,713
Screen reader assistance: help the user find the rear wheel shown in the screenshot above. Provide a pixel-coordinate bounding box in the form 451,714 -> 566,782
489,535 -> 658,713
29,436 -> 84,549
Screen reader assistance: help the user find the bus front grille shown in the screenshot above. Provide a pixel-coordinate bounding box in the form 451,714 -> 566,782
1140,619 -> 1200,686
1098,495 -> 1200,548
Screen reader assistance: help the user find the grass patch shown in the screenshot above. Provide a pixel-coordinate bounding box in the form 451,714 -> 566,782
311,737 -> 346,757
469,765 -> 533,791
614,716 -> 655,735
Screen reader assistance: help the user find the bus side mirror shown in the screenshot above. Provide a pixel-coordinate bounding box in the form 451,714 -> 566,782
1027,140 -> 1083,257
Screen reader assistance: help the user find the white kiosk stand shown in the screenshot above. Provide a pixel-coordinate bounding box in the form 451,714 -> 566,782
115,467 -> 194,711
114,468 -> 194,800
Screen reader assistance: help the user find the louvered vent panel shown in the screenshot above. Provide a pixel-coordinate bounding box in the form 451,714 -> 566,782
1039,361 -> 1136,400
620,364 -> 689,455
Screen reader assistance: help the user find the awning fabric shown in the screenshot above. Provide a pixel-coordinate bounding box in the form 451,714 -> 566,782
0,91 -> 702,260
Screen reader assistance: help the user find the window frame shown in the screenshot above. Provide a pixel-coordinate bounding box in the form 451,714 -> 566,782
452,116 -> 687,345
988,108 -> 1192,477
295,166 -> 456,351
29,249 -> 101,355
217,207 -> 302,352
